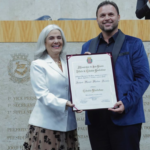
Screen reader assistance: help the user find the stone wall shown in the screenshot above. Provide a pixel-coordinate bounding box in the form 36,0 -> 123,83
0,0 -> 149,150
0,42 -> 150,150
0,0 -> 139,20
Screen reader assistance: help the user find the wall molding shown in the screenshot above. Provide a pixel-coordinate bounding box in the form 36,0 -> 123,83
0,20 -> 149,42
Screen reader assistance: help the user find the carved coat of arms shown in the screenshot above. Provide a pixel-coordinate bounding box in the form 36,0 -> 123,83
8,53 -> 31,83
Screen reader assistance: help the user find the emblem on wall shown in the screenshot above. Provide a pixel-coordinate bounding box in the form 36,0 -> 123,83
8,53 -> 31,83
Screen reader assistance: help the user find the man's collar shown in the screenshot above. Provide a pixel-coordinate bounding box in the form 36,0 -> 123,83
99,30 -> 119,42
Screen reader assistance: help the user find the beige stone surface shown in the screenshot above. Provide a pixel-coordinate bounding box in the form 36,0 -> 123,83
0,0 -> 60,20
0,0 -> 149,149
0,43 -> 36,149
141,42 -> 150,150
0,0 -> 139,20
0,42 -> 150,150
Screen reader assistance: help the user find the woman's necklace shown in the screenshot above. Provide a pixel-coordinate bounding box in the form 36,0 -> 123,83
55,60 -> 63,71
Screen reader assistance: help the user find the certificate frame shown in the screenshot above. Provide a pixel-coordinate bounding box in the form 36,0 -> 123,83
66,53 -> 118,111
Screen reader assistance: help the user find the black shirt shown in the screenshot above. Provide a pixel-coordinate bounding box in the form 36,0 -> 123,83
97,31 -> 119,53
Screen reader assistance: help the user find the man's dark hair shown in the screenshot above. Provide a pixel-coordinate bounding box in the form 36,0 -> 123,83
96,1 -> 120,17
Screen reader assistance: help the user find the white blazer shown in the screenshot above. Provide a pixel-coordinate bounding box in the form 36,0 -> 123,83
29,54 -> 77,132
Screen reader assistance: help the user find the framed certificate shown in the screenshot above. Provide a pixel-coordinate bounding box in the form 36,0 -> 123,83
66,53 -> 118,111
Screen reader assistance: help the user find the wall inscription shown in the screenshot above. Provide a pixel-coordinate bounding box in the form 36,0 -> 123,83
0,43 -> 150,150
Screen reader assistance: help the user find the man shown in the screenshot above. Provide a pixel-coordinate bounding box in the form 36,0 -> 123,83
136,0 -> 150,19
81,1 -> 150,150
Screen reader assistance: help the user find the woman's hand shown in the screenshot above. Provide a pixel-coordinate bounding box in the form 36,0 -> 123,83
66,101 -> 74,107
66,101 -> 83,113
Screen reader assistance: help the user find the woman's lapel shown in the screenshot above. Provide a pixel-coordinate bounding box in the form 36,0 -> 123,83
44,54 -> 67,78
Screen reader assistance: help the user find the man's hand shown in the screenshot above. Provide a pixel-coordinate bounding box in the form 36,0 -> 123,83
84,52 -> 91,55
149,0 -> 150,3
108,101 -> 125,114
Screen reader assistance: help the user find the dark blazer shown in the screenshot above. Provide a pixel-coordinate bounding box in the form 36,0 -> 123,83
81,30 -> 150,126
136,0 -> 150,19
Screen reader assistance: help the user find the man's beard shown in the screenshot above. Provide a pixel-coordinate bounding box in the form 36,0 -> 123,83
98,22 -> 118,33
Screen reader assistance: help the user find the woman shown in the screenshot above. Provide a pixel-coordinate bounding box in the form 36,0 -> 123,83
23,24 -> 78,150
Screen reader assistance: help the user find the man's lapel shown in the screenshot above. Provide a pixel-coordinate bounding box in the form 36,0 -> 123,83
112,29 -> 125,65
88,35 -> 100,53
88,29 -> 125,66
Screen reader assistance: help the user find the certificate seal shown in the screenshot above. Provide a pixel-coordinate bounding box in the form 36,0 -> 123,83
8,53 -> 31,83
87,57 -> 92,64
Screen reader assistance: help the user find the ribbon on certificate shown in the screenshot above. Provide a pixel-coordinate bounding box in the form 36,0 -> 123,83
73,106 -> 79,110
106,53 -> 112,57
67,55 -> 73,59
